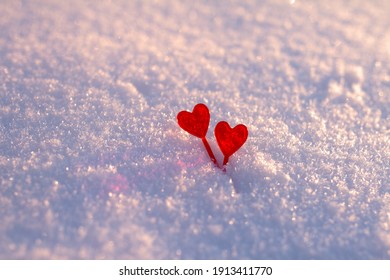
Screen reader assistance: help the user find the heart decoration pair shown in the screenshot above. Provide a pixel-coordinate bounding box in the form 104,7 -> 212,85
177,103 -> 248,169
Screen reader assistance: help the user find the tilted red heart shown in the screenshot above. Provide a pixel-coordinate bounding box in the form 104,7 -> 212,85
177,103 -> 210,138
215,121 -> 248,158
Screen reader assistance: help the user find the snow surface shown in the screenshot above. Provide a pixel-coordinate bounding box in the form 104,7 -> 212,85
0,0 -> 389,259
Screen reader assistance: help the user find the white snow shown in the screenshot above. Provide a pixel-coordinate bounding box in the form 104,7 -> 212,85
0,0 -> 389,259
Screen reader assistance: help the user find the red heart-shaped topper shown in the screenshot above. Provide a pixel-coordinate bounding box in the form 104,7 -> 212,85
177,103 -> 210,138
215,121 -> 248,159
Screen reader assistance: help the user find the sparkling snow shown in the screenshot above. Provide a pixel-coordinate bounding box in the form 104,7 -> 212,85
0,0 -> 389,259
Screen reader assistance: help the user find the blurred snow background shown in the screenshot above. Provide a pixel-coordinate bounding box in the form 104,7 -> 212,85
0,0 -> 389,259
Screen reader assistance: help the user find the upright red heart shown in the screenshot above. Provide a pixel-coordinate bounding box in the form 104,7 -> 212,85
215,121 -> 248,159
177,103 -> 210,138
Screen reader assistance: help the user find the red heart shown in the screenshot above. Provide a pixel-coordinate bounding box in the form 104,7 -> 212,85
215,121 -> 248,158
177,103 -> 210,138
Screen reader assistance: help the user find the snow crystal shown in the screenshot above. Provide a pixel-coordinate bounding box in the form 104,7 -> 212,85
0,0 -> 389,259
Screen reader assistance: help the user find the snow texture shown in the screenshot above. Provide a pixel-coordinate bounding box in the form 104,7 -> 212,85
0,0 -> 389,259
